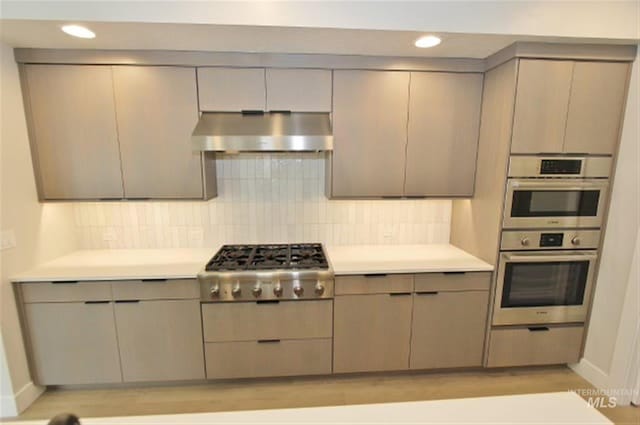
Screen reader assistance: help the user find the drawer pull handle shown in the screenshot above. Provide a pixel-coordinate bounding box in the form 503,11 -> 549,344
364,274 -> 388,278
141,279 -> 167,283
443,271 -> 466,275
52,280 -> 78,284
115,300 -> 140,304
257,300 -> 280,304
416,291 -> 439,296
84,300 -> 109,304
389,292 -> 411,297
528,326 -> 550,332
257,339 -> 281,344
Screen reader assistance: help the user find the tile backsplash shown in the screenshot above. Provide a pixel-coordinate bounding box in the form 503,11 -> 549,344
72,154 -> 452,249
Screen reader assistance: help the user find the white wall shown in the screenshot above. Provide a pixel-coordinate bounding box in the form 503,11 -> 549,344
72,154 -> 451,249
0,42 -> 77,417
571,52 -> 640,405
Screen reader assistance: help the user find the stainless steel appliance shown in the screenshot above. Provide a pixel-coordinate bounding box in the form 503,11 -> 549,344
503,156 -> 611,229
198,243 -> 334,302
493,229 -> 600,325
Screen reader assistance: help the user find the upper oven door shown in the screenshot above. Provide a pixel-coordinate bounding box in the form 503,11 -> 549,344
493,250 -> 598,325
503,179 -> 608,229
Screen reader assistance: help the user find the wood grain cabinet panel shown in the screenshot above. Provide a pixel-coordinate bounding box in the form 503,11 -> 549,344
266,68 -> 332,112
335,274 -> 413,295
197,67 -> 265,111
24,302 -> 122,385
405,72 -> 483,196
111,279 -> 199,300
20,281 -> 112,303
563,62 -> 630,154
24,65 -> 124,200
330,70 -> 410,197
410,291 -> 488,369
334,293 -> 412,373
112,66 -> 206,199
511,60 -> 573,154
114,299 -> 205,382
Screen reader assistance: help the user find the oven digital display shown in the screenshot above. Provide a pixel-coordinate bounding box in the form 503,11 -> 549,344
540,159 -> 582,175
540,233 -> 564,247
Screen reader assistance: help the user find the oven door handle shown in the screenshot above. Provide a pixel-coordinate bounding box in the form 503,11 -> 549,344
503,253 -> 598,262
510,181 -> 608,190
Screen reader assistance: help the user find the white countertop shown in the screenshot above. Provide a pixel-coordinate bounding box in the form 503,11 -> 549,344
10,249 -> 216,282
326,244 -> 493,275
3,392 -> 609,424
11,244 -> 492,283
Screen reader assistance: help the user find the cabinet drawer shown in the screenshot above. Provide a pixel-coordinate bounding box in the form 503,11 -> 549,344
414,272 -> 490,292
202,300 -> 333,342
335,274 -> 413,295
20,281 -> 112,303
205,338 -> 332,379
487,325 -> 584,367
111,279 -> 199,300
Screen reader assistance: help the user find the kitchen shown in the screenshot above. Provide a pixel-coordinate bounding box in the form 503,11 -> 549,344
1,2 -> 639,424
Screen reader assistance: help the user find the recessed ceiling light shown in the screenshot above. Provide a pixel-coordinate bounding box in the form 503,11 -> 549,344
61,25 -> 95,39
415,35 -> 441,48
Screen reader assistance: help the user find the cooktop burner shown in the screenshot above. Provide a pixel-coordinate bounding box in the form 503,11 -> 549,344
205,243 -> 329,271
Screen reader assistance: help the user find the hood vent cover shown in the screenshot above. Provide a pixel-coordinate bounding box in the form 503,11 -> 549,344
192,112 -> 333,152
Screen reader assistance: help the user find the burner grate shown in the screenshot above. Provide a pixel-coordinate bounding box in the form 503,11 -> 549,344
205,243 -> 328,271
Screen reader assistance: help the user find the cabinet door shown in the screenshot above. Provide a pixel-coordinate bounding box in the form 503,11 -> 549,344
197,68 -> 265,111
410,291 -> 488,370
331,70 -> 409,197
114,300 -> 205,382
24,65 -> 123,199
24,302 -> 122,385
511,60 -> 573,154
564,62 -> 629,154
334,293 -> 412,373
112,66 -> 203,199
405,72 -> 483,196
266,69 -> 332,112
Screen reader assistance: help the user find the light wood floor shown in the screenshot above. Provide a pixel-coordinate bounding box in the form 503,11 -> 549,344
12,367 -> 640,424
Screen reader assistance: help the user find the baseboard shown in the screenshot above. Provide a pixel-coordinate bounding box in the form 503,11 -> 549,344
14,381 -> 43,414
570,358 -> 610,390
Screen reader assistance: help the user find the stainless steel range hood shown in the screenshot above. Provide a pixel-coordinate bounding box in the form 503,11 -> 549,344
192,112 -> 333,152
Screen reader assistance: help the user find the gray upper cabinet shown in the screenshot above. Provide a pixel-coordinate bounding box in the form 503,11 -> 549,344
266,69 -> 332,112
330,70 -> 410,197
405,72 -> 483,196
197,67 -> 266,111
511,60 -> 573,154
112,66 -> 208,199
563,62 -> 629,154
23,65 -> 124,200
511,59 -> 629,155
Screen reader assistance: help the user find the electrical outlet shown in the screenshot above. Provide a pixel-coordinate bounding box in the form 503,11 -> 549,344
0,229 -> 16,250
102,230 -> 117,241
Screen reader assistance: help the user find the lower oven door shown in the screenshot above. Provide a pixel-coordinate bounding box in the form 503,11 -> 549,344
493,250 -> 598,325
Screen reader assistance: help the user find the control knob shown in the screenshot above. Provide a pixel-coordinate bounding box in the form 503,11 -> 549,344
520,237 -> 530,247
314,283 -> 325,296
293,285 -> 304,297
252,285 -> 262,298
571,236 -> 581,246
231,285 -> 242,298
273,284 -> 284,297
209,284 -> 220,298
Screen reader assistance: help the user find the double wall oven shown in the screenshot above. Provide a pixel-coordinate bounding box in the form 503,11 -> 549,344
494,156 -> 611,326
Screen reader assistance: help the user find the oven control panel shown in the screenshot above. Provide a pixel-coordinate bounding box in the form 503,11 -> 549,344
501,230 -> 601,250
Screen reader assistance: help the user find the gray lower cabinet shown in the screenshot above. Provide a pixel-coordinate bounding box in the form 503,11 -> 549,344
410,290 -> 488,369
487,325 -> 584,367
24,301 -> 122,385
114,299 -> 205,382
333,291 -> 413,373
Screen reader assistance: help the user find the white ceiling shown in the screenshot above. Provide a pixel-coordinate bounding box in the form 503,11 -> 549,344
0,20 -> 636,59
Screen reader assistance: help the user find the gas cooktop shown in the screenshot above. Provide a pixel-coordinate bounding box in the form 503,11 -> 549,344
205,243 -> 329,272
